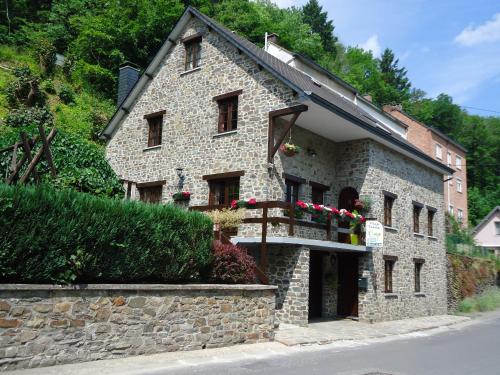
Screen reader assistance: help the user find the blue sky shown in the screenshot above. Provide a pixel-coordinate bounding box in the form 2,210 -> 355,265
273,0 -> 500,116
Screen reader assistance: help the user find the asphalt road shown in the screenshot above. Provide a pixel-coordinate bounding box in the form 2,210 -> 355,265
165,312 -> 500,375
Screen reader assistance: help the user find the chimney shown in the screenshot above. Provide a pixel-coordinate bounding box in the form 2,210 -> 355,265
117,62 -> 140,107
362,94 -> 372,103
266,33 -> 279,45
383,104 -> 403,113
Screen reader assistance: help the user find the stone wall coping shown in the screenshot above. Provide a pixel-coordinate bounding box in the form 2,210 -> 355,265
0,283 -> 278,291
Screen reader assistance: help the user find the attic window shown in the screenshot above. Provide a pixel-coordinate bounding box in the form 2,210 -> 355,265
183,35 -> 202,71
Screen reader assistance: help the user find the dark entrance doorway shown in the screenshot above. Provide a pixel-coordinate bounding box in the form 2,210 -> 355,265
338,187 -> 359,244
337,253 -> 359,317
308,252 -> 323,319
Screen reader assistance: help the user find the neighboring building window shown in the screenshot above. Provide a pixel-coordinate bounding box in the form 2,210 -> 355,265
456,155 -> 462,170
384,256 -> 397,293
427,208 -> 435,236
145,113 -> 163,147
435,144 -> 442,160
449,205 -> 454,215
413,203 -> 422,233
383,191 -> 397,227
209,178 -> 240,205
184,36 -> 201,71
457,209 -> 463,222
137,181 -> 165,204
456,178 -> 462,193
218,96 -> 238,132
414,259 -> 424,293
447,151 -> 452,167
495,222 -> 500,235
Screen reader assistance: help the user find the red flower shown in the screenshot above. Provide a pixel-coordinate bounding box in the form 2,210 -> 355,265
230,200 -> 238,209
312,204 -> 322,212
331,207 -> 340,215
360,216 -> 366,223
295,200 -> 308,210
182,191 -> 191,198
345,211 -> 355,219
247,198 -> 257,205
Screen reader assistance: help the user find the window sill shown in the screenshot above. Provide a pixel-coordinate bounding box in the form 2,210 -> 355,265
414,293 -> 426,297
427,236 -> 438,241
180,66 -> 202,76
384,226 -> 398,232
143,145 -> 161,152
384,293 -> 398,299
413,233 -> 425,238
213,130 -> 237,138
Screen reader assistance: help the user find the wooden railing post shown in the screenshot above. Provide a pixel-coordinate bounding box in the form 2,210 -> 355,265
326,214 -> 332,241
260,205 -> 268,275
288,202 -> 295,236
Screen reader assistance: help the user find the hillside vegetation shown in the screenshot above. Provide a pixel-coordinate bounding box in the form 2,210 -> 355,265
0,0 -> 498,224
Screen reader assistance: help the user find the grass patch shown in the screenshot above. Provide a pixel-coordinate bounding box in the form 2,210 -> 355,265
458,288 -> 500,313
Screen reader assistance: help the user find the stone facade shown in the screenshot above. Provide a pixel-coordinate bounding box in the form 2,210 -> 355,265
105,13 -> 448,325
0,284 -> 276,371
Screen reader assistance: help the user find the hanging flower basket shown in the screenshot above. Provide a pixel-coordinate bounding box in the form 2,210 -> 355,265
280,143 -> 301,157
172,191 -> 191,202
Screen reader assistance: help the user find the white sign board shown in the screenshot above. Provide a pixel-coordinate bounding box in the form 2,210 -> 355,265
365,220 -> 384,248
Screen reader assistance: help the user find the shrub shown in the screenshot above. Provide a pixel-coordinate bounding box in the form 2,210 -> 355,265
0,184 -> 214,284
205,208 -> 246,229
5,66 -> 46,107
59,84 -> 75,104
40,79 -> 56,94
5,106 -> 53,128
458,288 -> 500,313
210,241 -> 256,284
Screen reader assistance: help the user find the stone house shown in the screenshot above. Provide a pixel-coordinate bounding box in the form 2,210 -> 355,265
383,106 -> 468,226
102,7 -> 454,326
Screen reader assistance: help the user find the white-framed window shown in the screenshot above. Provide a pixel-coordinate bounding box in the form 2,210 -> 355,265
495,222 -> 500,235
457,209 -> 463,222
456,178 -> 462,193
435,144 -> 442,160
447,151 -> 452,167
456,155 -> 462,170
449,205 -> 454,215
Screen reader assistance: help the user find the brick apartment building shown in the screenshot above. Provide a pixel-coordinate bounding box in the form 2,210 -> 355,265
383,105 -> 468,226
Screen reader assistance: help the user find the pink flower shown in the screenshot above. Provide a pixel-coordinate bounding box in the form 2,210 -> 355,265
247,198 -> 257,206
296,200 -> 308,210
360,216 -> 366,223
331,207 -> 340,215
182,191 -> 191,198
345,211 -> 355,219
230,200 -> 238,209
312,204 -> 322,212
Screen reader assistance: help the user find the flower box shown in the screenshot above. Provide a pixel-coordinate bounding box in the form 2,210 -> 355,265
231,198 -> 257,209
172,191 -> 191,202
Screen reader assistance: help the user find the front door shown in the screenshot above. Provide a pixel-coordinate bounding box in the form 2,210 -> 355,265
308,252 -> 323,320
337,253 -> 359,317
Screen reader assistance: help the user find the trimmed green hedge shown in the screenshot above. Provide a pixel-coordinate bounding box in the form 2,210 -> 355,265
0,184 -> 213,284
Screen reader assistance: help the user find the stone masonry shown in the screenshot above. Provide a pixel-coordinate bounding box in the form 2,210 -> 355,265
0,284 -> 276,371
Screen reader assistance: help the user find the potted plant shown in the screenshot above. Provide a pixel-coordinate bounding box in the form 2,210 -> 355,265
280,143 -> 301,157
231,198 -> 257,209
205,208 -> 246,237
172,191 -> 191,202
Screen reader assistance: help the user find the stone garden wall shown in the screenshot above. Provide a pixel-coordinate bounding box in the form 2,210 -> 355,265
0,284 -> 277,371
446,253 -> 497,311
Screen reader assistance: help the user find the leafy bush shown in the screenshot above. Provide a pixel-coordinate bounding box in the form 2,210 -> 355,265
458,288 -> 500,313
5,106 -> 53,128
205,208 -> 246,229
0,184 -> 214,284
59,84 -> 75,104
210,241 -> 256,284
40,79 -> 56,94
31,37 -> 56,76
5,67 -> 46,108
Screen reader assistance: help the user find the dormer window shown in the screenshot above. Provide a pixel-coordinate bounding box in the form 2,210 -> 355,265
183,35 -> 202,71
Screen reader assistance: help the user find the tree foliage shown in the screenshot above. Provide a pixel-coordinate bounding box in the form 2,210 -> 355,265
302,0 -> 338,55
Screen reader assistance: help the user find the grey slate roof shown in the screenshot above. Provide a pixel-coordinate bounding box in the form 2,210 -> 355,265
473,206 -> 500,234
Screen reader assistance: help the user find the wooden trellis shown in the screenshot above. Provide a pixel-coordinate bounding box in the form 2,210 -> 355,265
0,125 -> 57,185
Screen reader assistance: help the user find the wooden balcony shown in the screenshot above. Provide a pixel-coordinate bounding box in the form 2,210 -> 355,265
190,201 -> 366,284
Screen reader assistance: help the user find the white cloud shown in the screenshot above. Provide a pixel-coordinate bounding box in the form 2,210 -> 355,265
454,13 -> 500,46
359,34 -> 381,57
